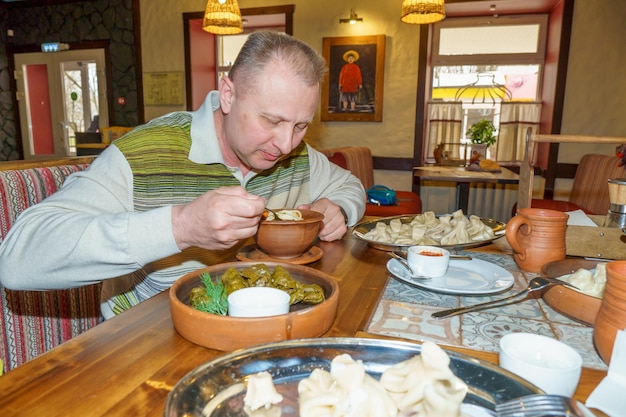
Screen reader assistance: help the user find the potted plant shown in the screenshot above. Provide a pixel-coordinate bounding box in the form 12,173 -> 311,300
466,119 -> 496,160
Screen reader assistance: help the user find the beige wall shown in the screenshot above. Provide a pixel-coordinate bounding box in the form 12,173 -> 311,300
140,0 -> 420,190
139,0 -> 626,198
553,0 -> 626,199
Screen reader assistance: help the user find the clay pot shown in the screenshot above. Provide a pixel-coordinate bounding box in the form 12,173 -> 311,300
541,259 -> 602,326
506,208 -> 568,273
256,209 -> 324,259
169,262 -> 339,351
593,261 -> 626,365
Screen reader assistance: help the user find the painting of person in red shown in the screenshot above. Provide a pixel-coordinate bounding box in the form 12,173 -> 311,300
338,50 -> 362,112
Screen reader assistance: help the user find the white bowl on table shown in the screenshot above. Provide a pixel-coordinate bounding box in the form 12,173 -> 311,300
227,287 -> 290,318
499,332 -> 583,397
407,245 -> 450,278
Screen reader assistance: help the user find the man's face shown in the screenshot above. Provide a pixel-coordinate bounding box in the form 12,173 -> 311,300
348,55 -> 355,63
220,60 -> 320,173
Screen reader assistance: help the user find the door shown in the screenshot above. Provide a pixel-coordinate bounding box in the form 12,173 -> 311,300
14,49 -> 109,159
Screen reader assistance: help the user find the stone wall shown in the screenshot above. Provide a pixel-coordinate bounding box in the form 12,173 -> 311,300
0,0 -> 137,161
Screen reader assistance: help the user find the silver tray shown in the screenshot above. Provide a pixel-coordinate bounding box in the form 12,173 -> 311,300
352,214 -> 506,252
164,337 -> 540,417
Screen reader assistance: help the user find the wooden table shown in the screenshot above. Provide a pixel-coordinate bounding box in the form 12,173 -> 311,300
0,234 -> 607,416
414,165 -> 520,213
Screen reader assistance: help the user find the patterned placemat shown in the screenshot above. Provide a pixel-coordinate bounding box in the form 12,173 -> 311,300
366,251 -> 607,370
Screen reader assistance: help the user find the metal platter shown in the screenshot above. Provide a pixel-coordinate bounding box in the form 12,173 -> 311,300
164,337 -> 540,417
352,214 -> 506,252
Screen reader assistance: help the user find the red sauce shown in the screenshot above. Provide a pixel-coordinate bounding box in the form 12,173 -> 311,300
419,251 -> 443,256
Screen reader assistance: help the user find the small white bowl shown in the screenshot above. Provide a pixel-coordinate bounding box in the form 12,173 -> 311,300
227,287 -> 290,318
499,332 -> 583,396
407,245 -> 450,277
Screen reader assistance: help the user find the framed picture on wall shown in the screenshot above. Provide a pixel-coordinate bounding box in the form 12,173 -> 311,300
321,34 -> 385,122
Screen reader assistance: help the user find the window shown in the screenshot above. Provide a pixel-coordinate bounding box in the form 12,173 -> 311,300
425,15 -> 547,164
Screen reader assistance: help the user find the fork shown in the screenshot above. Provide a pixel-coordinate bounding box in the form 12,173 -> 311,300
431,277 -> 579,319
495,394 -> 586,417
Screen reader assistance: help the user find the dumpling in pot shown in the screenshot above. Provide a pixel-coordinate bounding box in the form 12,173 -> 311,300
563,268 -> 595,292
591,263 -> 608,297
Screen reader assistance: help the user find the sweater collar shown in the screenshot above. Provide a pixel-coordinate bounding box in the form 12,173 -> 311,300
189,90 -> 223,165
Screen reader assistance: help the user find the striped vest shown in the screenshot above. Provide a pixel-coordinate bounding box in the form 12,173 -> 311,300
114,112 -> 312,211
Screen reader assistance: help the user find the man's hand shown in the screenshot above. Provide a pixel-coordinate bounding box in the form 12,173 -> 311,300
171,186 -> 266,250
298,198 -> 347,242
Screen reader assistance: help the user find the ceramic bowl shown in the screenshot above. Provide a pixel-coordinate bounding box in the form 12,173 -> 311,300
169,261 -> 339,351
255,209 -> 324,259
499,332 -> 582,397
407,245 -> 450,277
541,259 -> 603,326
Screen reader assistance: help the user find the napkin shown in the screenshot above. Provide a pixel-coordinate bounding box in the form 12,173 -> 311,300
586,329 -> 626,416
566,209 -> 598,227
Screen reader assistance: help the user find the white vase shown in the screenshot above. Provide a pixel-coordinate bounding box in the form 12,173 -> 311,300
470,143 -> 488,159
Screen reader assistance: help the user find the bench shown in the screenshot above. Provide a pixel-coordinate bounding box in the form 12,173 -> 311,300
528,153 -> 626,215
320,146 -> 422,217
515,131 -> 626,216
0,157 -> 103,373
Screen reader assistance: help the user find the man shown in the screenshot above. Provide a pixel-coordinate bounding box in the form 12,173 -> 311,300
0,31 -> 366,319
338,51 -> 362,112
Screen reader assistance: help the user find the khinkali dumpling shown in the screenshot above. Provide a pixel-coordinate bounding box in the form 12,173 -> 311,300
298,354 -> 397,417
379,341 -> 468,417
440,220 -> 471,245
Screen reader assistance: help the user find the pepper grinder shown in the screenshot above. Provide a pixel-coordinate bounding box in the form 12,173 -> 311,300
603,178 -> 626,228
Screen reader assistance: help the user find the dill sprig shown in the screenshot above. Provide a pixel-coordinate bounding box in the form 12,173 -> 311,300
193,272 -> 228,316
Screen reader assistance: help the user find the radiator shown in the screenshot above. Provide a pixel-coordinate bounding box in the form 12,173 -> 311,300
421,182 -> 518,223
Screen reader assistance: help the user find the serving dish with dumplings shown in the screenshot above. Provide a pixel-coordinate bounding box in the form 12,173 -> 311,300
164,337 -> 540,417
541,259 -> 605,326
352,211 -> 506,252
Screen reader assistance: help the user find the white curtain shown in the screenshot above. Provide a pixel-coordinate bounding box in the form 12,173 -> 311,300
496,101 -> 541,163
426,101 -> 464,161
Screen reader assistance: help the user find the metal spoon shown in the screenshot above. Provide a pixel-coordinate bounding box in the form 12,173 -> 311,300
388,252 -> 431,279
431,277 -> 579,319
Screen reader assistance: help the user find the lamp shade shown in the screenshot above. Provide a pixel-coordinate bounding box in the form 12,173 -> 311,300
203,0 -> 243,35
401,0 -> 446,25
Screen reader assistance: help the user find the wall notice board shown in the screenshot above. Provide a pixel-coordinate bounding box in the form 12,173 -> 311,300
144,72 -> 184,106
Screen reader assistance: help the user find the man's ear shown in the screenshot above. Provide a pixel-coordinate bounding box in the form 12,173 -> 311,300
219,76 -> 235,113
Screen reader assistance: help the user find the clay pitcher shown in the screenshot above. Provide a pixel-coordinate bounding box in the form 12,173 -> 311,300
594,261 -> 626,365
506,208 -> 568,273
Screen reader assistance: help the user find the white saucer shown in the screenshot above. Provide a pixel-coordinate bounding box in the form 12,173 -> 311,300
386,258 -> 514,295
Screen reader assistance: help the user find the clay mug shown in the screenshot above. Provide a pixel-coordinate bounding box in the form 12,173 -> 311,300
593,260 -> 626,365
506,208 -> 569,273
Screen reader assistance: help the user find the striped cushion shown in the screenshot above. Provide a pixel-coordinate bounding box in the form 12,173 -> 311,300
0,165 -> 103,372
321,147 -> 375,189
321,147 -> 422,216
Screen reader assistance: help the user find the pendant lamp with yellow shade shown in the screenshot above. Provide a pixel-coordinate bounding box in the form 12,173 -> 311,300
401,0 -> 446,25
203,0 -> 243,35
